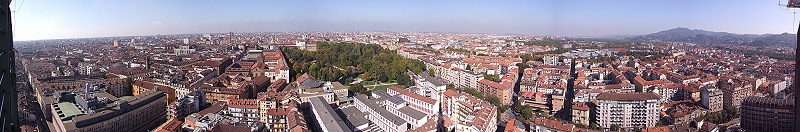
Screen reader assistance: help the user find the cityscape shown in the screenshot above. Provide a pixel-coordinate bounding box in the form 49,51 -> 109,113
4,1 -> 799,132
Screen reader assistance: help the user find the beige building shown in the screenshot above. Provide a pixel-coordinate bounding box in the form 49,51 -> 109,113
571,102 -> 592,127
701,87 -> 724,112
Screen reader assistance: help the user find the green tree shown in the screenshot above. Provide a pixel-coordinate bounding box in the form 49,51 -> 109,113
610,125 -> 620,131
463,87 -> 483,99
486,96 -> 502,106
397,74 -> 411,87
349,84 -> 369,95
483,73 -> 501,82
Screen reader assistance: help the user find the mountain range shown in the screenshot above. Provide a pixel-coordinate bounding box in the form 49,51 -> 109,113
626,27 -> 797,48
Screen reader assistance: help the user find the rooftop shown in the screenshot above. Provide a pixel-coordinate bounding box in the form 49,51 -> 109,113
596,92 -> 660,101
309,97 -> 351,132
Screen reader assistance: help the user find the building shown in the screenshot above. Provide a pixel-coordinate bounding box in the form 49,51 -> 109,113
264,103 -> 308,132
530,115 -> 575,132
700,87 -> 723,112
174,45 -> 195,56
353,95 -> 409,132
182,102 -> 267,132
542,54 -> 560,65
476,79 -> 514,105
308,97 -> 351,132
132,80 -> 176,105
228,99 -> 260,123
718,78 -> 752,108
166,92 -> 203,119
503,119 -> 527,132
386,86 -> 439,116
595,92 -> 660,129
519,91 -> 550,113
740,96 -> 795,132
154,118 -> 183,132
47,90 -> 167,132
295,74 -> 337,104
441,89 -> 497,132
571,102 -> 593,127
340,107 -> 370,131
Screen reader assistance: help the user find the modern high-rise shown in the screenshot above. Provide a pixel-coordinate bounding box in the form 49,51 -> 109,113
740,96 -> 795,132
596,92 -> 660,129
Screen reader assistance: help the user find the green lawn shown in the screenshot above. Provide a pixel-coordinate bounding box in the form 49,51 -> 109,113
362,81 -> 377,85
373,84 -> 405,92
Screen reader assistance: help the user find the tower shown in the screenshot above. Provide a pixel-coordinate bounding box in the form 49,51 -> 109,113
113,40 -> 119,47
228,31 -> 233,44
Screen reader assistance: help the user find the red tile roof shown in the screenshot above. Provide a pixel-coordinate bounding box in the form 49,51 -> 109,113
596,92 -> 660,101
228,99 -> 259,109
572,102 -> 590,111
389,86 -> 436,104
154,118 -> 183,132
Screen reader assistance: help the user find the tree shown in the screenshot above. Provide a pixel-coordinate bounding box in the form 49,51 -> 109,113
349,84 -> 369,95
447,84 -> 456,90
463,87 -> 483,99
517,105 -> 534,121
397,74 -> 411,87
404,79 -> 415,87
486,96 -> 502,106
360,72 -> 371,81
428,70 -> 435,77
499,105 -> 510,113
483,73 -> 501,82
610,125 -> 620,131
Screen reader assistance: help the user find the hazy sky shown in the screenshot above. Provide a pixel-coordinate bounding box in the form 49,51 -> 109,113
10,0 -> 800,41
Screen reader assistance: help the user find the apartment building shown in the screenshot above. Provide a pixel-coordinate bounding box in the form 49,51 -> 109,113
596,92 -> 660,129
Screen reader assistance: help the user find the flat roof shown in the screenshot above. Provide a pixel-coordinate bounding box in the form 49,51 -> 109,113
398,107 -> 426,120
346,115 -> 370,127
355,95 -> 408,126
55,102 -> 84,123
310,97 -> 352,132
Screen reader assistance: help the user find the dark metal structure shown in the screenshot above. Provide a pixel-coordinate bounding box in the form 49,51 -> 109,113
0,0 -> 17,131
791,2 -> 800,132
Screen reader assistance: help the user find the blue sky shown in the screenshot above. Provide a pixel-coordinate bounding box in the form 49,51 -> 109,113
10,0 -> 799,41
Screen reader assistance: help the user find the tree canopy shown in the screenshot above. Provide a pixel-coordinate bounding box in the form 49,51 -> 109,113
282,42 -> 426,83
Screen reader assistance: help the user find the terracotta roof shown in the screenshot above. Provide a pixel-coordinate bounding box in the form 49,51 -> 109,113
572,102 -> 590,111
154,118 -> 183,132
443,89 -> 459,97
596,92 -> 660,101
530,115 -> 573,131
198,102 -> 226,115
642,126 -> 670,132
228,99 -> 259,109
479,79 -> 511,89
681,86 -> 700,93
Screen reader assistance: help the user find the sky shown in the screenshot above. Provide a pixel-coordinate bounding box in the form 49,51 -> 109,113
9,0 -> 800,41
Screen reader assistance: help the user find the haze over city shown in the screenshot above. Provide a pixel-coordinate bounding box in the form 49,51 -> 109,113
4,0 -> 798,132
11,0 -> 799,41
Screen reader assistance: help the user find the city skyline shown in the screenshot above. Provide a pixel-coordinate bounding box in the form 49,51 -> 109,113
11,0 -> 800,41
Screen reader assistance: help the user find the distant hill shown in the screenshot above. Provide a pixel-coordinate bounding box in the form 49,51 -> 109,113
627,27 -> 796,48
